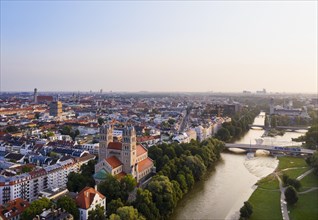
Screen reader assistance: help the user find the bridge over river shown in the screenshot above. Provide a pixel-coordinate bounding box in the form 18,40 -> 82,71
248,124 -> 310,131
225,143 -> 315,155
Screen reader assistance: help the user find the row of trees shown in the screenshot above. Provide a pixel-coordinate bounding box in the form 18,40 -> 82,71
138,138 -> 225,219
265,115 -> 311,128
215,109 -> 258,142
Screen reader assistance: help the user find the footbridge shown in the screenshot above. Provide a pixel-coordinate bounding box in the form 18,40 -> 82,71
225,143 -> 315,155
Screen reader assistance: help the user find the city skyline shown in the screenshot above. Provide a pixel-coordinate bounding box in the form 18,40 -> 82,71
1,1 -> 317,93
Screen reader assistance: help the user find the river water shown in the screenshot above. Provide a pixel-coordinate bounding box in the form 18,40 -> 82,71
172,112 -> 306,220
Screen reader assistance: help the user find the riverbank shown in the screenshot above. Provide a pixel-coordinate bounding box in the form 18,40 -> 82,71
247,156 -> 318,220
171,153 -> 264,220
172,112 -> 306,220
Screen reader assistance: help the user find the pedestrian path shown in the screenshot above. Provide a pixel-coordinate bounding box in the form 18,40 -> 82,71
296,168 -> 314,181
276,173 -> 289,220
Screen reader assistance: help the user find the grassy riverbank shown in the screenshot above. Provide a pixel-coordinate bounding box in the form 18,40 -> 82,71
288,190 -> 318,220
249,189 -> 281,220
248,156 -> 318,220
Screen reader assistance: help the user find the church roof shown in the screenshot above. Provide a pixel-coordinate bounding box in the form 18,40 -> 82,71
138,158 -> 153,172
136,144 -> 147,157
105,156 -> 122,168
108,142 -> 122,150
93,169 -> 107,180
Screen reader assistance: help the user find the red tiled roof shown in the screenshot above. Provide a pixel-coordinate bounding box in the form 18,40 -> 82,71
37,96 -> 54,102
76,187 -> 106,210
137,136 -> 154,142
108,142 -> 122,150
136,144 -> 147,157
0,198 -> 30,220
138,158 -> 153,172
105,156 -> 122,168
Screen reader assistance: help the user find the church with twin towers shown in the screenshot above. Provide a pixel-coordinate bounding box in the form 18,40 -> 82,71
94,124 -> 155,183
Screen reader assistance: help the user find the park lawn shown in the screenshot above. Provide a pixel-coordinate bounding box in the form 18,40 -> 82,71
281,167 -> 310,179
288,190 -> 318,220
256,173 -> 279,190
277,157 -> 307,171
249,189 -> 281,220
299,172 -> 318,189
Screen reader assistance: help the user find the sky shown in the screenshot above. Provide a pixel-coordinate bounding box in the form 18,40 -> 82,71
1,1 -> 317,93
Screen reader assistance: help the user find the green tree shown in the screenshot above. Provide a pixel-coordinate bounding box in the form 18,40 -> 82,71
184,155 -> 206,181
21,166 -> 33,173
120,174 -> 137,193
146,175 -> 177,218
307,151 -> 318,175
88,205 -> 106,220
240,201 -> 253,219
5,125 -> 19,133
81,159 -> 96,176
109,206 -> 145,220
98,117 -> 104,125
67,172 -> 95,193
304,124 -> 318,149
107,198 -> 124,217
215,127 -> 231,142
21,197 -> 52,220
49,151 -> 59,159
283,174 -> 301,191
285,186 -> 298,205
168,118 -> 175,125
176,173 -> 188,193
171,180 -> 183,201
98,174 -> 123,202
46,131 -> 55,137
133,188 -> 160,220
61,125 -> 72,135
34,112 -> 41,119
70,129 -> 80,141
57,196 -> 79,220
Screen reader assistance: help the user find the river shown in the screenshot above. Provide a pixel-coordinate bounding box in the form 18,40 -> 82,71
172,112 -> 306,220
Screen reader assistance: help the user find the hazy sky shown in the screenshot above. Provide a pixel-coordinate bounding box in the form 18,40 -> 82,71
1,1 -> 317,93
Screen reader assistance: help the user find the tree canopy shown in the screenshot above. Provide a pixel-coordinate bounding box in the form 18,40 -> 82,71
285,186 -> 298,205
21,197 -> 52,220
240,201 -> 253,219
88,205 -> 106,220
56,196 -> 79,220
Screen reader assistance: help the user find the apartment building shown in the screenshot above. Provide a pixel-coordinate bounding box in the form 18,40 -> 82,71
0,157 -> 93,205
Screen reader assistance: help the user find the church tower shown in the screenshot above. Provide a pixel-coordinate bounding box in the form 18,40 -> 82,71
122,126 -> 137,177
99,124 -> 113,162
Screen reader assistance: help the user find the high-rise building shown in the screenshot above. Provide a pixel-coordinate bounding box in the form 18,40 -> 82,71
33,88 -> 38,103
49,101 -> 63,117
